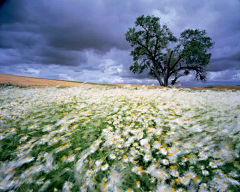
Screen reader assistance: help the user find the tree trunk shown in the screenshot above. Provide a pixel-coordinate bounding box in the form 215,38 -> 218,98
155,76 -> 163,86
163,67 -> 170,87
157,79 -> 164,86
170,77 -> 178,85
164,76 -> 168,86
151,66 -> 164,86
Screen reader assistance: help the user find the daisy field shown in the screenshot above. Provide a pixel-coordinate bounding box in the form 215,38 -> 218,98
0,85 -> 239,192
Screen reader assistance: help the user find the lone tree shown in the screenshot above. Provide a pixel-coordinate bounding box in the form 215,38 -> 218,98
125,15 -> 215,86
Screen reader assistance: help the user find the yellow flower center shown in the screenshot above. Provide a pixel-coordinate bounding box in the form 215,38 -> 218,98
175,178 -> 180,182
136,181 -> 140,185
61,155 -> 66,161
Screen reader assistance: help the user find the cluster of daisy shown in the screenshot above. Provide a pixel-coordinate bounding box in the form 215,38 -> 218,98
0,85 -> 239,191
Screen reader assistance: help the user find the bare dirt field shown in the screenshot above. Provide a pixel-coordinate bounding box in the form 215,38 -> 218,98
0,73 -> 86,87
0,73 -> 240,91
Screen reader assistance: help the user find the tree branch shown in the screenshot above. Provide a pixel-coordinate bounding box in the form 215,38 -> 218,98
170,72 -> 185,85
146,29 -> 149,45
168,58 -> 183,77
167,51 -> 173,67
154,37 -> 159,57
175,65 -> 201,72
170,65 -> 205,78
169,56 -> 181,72
155,61 -> 164,74
170,77 -> 178,85
136,39 -> 165,74
165,50 -> 173,78
139,58 -> 148,66
136,40 -> 153,56
151,65 -> 164,85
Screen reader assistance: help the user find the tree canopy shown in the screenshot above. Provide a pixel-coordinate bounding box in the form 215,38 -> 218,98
125,15 -> 215,86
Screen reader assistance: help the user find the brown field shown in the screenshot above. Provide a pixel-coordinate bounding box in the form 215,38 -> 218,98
0,73 -> 240,91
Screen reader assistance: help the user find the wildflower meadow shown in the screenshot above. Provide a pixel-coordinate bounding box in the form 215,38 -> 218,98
0,85 -> 239,192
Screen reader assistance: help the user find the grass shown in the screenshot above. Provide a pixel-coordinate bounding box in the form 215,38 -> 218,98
83,82 -> 118,87
0,83 -> 27,88
0,85 -> 239,191
55,85 -> 73,89
203,86 -> 214,88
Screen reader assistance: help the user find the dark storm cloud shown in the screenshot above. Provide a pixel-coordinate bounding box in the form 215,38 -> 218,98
209,53 -> 240,72
0,0 -> 239,85
31,0 -> 148,52
0,0 -> 7,8
0,0 -> 148,67
36,47 -> 87,66
0,30 -> 38,49
0,0 -> 27,24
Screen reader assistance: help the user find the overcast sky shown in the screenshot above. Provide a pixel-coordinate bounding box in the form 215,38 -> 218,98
0,0 -> 239,86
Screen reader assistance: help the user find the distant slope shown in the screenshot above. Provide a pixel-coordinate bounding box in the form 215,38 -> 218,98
0,73 -> 86,87
0,73 -> 239,91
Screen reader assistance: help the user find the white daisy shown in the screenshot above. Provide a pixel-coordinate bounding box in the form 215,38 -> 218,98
33,165 -> 43,173
154,169 -> 169,181
101,164 -> 109,171
199,165 -> 205,170
185,171 -> 196,179
63,181 -> 73,191
219,182 -> 228,191
23,156 -> 35,164
162,159 -> 169,165
153,141 -> 161,149
67,154 -> 75,162
109,154 -> 116,159
202,170 -> 209,176
225,177 -> 240,186
116,143 -> 122,148
95,159 -> 103,166
156,184 -> 170,192
123,155 -> 129,163
39,180 -> 51,192
133,142 -> 138,147
171,170 -> 179,177
209,161 -> 218,168
81,184 -> 87,192
160,148 -> 168,155
36,178 -> 45,185
180,176 -> 190,186
108,169 -> 121,189
176,188 -> 185,192
200,183 -> 207,188
143,154 -> 152,162
198,151 -> 208,160
19,135 -> 28,143
150,177 -> 155,183
136,181 -> 140,188
140,138 -> 149,146
86,170 -> 92,177
168,154 -> 177,163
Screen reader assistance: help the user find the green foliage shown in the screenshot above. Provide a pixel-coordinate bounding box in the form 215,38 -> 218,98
125,15 -> 215,86
204,86 -> 214,88
0,83 -> 26,88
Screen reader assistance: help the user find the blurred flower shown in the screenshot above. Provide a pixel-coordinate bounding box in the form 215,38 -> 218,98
101,164 -> 109,171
